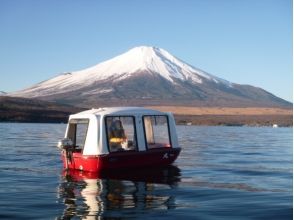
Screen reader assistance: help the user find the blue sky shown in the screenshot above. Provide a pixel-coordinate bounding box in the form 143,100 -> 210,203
0,0 -> 292,101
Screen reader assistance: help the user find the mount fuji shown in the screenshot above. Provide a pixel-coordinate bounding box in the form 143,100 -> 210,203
10,46 -> 291,107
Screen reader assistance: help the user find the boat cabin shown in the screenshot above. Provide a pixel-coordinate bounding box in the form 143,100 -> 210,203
58,107 -> 181,172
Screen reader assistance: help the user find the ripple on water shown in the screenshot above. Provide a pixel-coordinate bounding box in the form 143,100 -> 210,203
0,123 -> 292,219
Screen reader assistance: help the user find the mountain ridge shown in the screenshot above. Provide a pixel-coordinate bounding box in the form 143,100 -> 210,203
9,46 -> 291,108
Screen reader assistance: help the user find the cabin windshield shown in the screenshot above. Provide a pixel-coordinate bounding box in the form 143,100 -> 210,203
67,119 -> 89,152
105,116 -> 137,152
143,115 -> 171,149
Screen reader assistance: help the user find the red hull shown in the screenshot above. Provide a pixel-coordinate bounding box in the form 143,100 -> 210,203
62,148 -> 181,172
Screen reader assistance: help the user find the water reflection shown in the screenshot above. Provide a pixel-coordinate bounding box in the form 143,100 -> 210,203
57,166 -> 181,219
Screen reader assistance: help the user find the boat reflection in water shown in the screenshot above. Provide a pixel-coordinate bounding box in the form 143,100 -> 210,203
57,166 -> 181,219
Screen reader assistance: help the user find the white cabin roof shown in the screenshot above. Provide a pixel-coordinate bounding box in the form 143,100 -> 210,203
70,107 -> 165,118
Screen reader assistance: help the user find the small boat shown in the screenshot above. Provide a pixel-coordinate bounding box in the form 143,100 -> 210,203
57,107 -> 181,172
272,124 -> 279,128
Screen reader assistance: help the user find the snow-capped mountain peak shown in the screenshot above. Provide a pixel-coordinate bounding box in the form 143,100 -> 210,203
8,46 -> 291,108
11,46 -> 231,98
77,45 -> 229,84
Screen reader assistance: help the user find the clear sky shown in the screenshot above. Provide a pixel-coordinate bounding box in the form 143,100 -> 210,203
0,0 -> 292,101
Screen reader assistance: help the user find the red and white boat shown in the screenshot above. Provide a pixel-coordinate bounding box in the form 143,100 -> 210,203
57,107 -> 181,172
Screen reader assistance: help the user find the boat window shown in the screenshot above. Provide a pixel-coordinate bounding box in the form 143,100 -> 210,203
67,119 -> 89,151
143,115 -> 171,149
105,116 -> 137,152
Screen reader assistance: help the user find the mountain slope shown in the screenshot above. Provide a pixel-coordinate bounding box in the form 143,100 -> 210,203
0,96 -> 83,122
10,46 -> 291,108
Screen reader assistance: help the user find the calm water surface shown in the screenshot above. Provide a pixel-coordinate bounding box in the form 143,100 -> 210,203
0,123 -> 292,219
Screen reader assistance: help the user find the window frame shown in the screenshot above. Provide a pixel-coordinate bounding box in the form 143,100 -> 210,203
142,115 -> 172,150
68,119 -> 89,152
104,115 -> 138,153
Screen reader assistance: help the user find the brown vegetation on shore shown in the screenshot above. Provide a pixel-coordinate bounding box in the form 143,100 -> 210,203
1,97 -> 292,126
147,106 -> 292,115
147,106 -> 293,127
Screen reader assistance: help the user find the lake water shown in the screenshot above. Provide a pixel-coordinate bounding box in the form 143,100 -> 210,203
0,123 -> 292,219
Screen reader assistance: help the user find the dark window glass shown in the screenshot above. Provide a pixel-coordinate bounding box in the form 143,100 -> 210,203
75,123 -> 88,149
67,119 -> 89,151
143,116 -> 171,149
105,116 -> 137,152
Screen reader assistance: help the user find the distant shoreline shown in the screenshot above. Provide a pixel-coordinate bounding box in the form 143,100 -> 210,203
147,106 -> 292,115
174,114 -> 292,127
0,117 -> 292,127
148,106 -> 293,127
0,96 -> 292,126
1,110 -> 292,127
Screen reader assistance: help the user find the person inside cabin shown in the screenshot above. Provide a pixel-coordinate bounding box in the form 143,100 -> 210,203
109,119 -> 128,151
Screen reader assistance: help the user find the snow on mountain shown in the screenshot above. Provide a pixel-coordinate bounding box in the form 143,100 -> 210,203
9,46 -> 291,108
11,46 -> 231,98
0,91 -> 7,96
